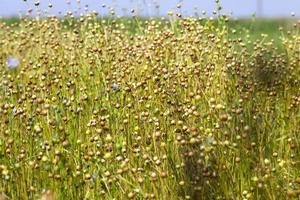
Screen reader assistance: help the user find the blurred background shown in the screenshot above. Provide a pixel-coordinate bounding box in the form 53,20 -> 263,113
0,0 -> 299,18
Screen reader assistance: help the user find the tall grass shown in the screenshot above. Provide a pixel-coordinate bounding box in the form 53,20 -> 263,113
0,7 -> 300,200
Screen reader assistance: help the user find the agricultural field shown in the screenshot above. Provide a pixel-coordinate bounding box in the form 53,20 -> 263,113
0,6 -> 300,200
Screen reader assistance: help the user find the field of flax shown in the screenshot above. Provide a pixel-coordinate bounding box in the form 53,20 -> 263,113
0,12 -> 300,200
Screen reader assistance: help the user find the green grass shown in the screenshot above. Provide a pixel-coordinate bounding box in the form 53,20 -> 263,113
1,17 -> 295,34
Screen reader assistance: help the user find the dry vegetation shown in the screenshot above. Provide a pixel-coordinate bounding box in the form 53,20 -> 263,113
0,1 -> 300,200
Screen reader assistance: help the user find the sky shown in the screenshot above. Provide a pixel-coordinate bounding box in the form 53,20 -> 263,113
0,0 -> 299,18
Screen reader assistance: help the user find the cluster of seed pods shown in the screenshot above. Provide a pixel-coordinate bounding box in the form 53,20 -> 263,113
0,4 -> 300,200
